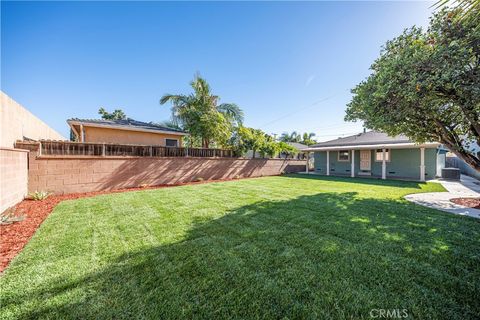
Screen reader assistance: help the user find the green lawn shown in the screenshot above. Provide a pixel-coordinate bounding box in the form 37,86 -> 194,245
1,175 -> 479,319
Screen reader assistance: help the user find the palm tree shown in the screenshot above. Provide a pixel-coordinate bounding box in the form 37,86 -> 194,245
279,131 -> 317,145
434,0 -> 479,19
302,132 -> 317,146
160,75 -> 243,148
279,131 -> 301,143
98,107 -> 127,120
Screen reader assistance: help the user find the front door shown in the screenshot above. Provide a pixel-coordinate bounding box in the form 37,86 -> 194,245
360,150 -> 371,171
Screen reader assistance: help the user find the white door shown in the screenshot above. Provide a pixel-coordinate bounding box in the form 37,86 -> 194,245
360,150 -> 371,171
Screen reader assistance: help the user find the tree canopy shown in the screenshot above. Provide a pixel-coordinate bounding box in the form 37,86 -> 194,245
98,107 -> 127,120
232,126 -> 298,158
345,5 -> 480,171
279,131 -> 317,146
160,75 -> 243,148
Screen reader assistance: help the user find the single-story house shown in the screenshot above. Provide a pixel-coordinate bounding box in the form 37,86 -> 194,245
67,118 -> 187,147
304,131 -> 447,181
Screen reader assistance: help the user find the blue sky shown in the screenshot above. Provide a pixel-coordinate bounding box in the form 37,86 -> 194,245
1,1 -> 434,141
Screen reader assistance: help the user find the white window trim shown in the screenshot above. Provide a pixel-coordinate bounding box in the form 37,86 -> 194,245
374,149 -> 391,162
337,150 -> 350,162
165,138 -> 179,147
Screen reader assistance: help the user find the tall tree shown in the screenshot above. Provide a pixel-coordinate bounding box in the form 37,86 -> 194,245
233,126 -> 267,158
280,131 -> 317,145
279,131 -> 300,143
160,75 -> 243,148
98,107 -> 127,120
345,5 -> 480,171
301,132 -> 317,146
232,127 -> 299,158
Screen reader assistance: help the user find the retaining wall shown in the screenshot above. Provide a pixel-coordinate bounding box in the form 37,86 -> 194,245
19,144 -> 306,195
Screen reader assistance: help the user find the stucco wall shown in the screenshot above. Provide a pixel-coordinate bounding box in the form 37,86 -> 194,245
0,91 -> 64,148
19,144 -> 306,195
83,126 -> 184,146
314,148 -> 439,180
0,92 -> 64,213
0,148 -> 28,213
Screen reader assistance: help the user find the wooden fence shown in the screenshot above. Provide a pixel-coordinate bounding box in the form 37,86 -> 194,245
38,140 -> 237,158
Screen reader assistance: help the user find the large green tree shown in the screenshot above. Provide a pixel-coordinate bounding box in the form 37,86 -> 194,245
160,75 -> 243,148
232,126 -> 267,158
345,6 -> 480,171
232,127 -> 299,158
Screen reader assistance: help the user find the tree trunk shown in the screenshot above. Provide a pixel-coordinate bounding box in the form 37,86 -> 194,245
440,139 -> 480,172
202,138 -> 209,149
434,119 -> 480,172
252,148 -> 256,159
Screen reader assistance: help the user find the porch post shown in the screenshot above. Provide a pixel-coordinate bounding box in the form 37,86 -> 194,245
382,148 -> 386,180
351,150 -> 355,178
326,151 -> 330,176
420,147 -> 425,182
80,124 -> 85,142
306,152 -> 309,173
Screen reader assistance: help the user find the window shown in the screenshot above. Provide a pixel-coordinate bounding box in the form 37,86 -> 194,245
338,150 -> 350,161
165,139 -> 178,147
375,149 -> 390,162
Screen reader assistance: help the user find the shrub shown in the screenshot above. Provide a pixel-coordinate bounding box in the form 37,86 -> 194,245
28,191 -> 50,201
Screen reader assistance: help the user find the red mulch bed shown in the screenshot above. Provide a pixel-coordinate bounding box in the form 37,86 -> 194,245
450,197 -> 480,209
0,177 -> 258,273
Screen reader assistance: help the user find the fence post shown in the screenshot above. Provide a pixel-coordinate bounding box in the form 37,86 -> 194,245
38,142 -> 42,156
185,147 -> 188,157
102,143 -> 106,157
149,146 -> 153,157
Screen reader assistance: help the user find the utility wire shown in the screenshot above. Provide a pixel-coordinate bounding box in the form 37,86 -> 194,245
260,94 -> 336,128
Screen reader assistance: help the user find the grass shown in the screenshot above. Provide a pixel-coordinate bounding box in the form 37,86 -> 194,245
1,174 -> 479,319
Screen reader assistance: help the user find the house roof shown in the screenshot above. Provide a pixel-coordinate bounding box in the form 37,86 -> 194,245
305,131 -> 439,151
287,142 -> 308,150
67,118 -> 187,136
310,131 -> 411,148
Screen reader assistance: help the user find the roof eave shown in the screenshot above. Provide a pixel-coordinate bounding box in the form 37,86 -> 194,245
304,142 -> 440,151
67,120 -> 188,136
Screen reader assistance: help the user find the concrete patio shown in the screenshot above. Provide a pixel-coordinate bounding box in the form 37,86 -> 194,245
405,175 -> 480,219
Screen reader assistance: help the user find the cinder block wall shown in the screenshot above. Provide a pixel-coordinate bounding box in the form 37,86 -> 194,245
19,144 -> 306,195
0,148 -> 28,213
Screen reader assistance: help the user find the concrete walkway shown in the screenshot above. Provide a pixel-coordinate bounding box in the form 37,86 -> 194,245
405,175 -> 480,219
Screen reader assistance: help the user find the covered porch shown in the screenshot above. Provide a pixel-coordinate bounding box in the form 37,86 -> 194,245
304,142 -> 441,182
